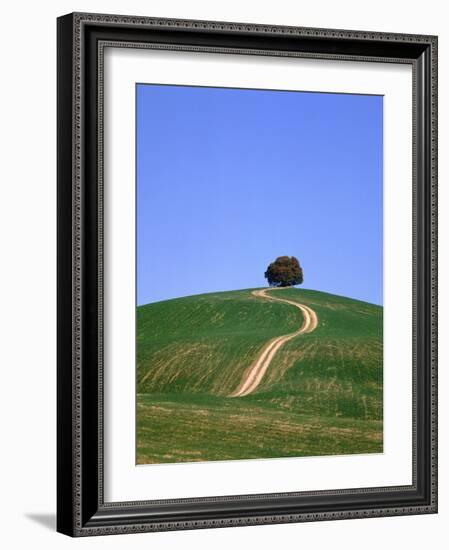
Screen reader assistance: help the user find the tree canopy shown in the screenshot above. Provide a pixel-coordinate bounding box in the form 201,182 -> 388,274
264,256 -> 303,287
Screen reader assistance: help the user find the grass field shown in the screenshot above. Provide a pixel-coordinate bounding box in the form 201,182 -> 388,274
136,288 -> 383,464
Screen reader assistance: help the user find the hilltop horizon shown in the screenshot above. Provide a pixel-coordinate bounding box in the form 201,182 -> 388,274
137,285 -> 384,308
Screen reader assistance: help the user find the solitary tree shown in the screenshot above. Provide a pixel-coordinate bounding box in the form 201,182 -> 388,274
264,256 -> 303,287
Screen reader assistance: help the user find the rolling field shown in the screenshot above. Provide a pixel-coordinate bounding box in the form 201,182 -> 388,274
137,288 -> 383,464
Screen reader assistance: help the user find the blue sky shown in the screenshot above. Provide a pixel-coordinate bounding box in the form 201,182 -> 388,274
136,84 -> 383,306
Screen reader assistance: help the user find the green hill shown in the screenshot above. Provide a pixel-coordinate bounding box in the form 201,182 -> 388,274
137,288 -> 383,464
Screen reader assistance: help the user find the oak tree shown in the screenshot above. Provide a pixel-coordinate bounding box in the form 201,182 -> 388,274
264,256 -> 303,287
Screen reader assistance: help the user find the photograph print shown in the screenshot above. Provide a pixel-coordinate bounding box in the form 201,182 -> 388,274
136,83 -> 383,465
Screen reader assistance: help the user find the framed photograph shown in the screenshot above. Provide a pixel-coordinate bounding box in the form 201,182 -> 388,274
57,12 -> 438,536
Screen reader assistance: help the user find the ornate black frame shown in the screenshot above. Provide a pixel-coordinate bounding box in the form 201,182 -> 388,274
57,12 -> 438,537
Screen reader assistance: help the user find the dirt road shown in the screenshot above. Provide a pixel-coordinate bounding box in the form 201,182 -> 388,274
228,288 -> 318,398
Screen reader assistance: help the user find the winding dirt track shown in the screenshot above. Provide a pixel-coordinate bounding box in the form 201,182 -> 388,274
228,288 -> 318,398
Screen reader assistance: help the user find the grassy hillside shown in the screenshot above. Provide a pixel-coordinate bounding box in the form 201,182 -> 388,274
137,288 -> 383,464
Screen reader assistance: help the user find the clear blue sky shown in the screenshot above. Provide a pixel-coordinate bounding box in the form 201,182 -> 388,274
137,84 -> 383,306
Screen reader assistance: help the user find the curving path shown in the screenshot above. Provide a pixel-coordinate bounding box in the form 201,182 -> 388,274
228,288 -> 318,398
